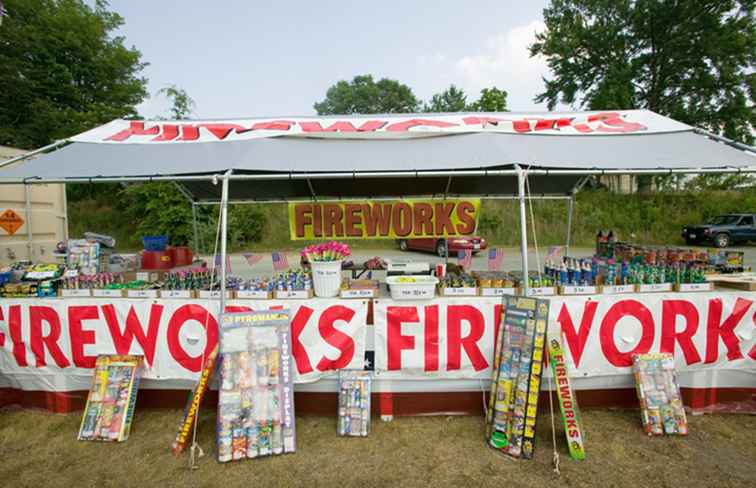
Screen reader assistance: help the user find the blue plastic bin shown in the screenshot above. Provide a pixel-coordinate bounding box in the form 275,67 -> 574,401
143,235 -> 169,251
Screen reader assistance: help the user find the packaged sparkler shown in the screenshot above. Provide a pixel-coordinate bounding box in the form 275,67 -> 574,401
632,353 -> 688,436
486,296 -> 549,460
337,370 -> 372,437
217,310 -> 296,463
78,355 -> 143,442
547,333 -> 585,460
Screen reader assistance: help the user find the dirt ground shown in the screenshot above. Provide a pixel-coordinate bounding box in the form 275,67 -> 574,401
0,408 -> 754,488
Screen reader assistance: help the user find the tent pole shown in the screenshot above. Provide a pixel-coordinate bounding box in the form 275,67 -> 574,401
516,165 -> 529,296
219,170 -> 231,320
192,202 -> 200,255
24,184 -> 34,260
565,195 -> 575,253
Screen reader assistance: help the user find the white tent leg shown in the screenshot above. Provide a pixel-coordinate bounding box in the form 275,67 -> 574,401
516,166 -> 529,296
219,171 -> 231,318
565,195 -> 574,253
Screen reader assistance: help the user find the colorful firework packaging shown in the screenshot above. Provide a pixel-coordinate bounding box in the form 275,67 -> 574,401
171,344 -> 220,456
78,355 -> 142,442
547,334 -> 586,460
486,296 -> 549,460
337,370 -> 372,437
632,353 -> 688,436
217,310 -> 296,463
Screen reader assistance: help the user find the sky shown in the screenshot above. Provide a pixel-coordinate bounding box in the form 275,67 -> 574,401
106,1 -> 555,119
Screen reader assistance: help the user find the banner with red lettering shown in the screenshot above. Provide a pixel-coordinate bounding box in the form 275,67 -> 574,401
0,299 -> 368,391
374,293 -> 756,387
70,111 -> 688,144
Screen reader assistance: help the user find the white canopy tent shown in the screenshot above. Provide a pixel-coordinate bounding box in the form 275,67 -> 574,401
1,110 -> 754,300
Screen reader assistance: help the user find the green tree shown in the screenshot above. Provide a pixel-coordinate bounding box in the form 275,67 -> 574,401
425,85 -> 508,112
0,0 -> 148,149
314,74 -> 419,114
424,84 -> 468,112
156,84 -> 195,119
530,0 -> 755,144
469,87 -> 508,111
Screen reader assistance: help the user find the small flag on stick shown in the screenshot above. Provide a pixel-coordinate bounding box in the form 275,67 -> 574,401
272,252 -> 289,271
487,248 -> 503,271
457,249 -> 472,270
242,252 -> 263,266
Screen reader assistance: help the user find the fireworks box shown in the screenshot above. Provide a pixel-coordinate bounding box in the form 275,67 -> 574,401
486,295 -> 549,460
78,355 -> 143,442
217,310 -> 296,463
337,370 -> 372,437
632,353 -> 688,436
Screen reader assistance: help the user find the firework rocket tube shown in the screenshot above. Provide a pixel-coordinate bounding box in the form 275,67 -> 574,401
171,344 -> 220,456
548,333 -> 586,460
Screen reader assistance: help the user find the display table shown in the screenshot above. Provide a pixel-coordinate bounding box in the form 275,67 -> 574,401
1,290 -> 754,414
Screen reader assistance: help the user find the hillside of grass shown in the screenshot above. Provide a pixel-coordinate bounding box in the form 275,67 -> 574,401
67,188 -> 756,252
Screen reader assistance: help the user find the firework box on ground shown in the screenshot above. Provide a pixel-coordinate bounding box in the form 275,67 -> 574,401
78,355 -> 143,442
217,310 -> 296,463
547,334 -> 586,460
486,295 -> 550,460
632,353 -> 688,436
337,370 -> 372,437
171,344 -> 220,456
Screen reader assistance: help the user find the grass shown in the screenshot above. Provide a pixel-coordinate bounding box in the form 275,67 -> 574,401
67,188 -> 756,252
0,408 -> 754,487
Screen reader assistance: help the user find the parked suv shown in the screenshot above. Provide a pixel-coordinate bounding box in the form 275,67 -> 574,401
681,214 -> 756,248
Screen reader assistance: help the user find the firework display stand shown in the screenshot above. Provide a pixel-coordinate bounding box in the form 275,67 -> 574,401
0,110 -> 755,418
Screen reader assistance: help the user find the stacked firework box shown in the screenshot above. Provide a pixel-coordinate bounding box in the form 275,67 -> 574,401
486,296 -> 549,459
78,355 -> 143,442
337,370 -> 371,437
547,334 -> 586,460
217,310 -> 296,463
632,353 -> 688,436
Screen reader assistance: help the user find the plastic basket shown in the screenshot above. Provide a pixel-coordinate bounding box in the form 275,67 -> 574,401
386,275 -> 438,300
311,260 -> 343,297
142,235 -> 169,251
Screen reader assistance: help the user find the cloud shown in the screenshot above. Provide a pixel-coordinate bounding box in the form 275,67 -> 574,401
420,21 -> 551,110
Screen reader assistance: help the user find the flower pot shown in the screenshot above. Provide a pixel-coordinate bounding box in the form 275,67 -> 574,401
310,260 -> 343,297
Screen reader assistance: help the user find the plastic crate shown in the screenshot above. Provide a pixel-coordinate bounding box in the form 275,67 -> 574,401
142,235 -> 169,251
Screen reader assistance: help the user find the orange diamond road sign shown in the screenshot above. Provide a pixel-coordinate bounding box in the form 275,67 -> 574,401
0,209 -> 25,235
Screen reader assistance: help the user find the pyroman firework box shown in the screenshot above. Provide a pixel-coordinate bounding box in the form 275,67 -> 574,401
217,310 -> 296,462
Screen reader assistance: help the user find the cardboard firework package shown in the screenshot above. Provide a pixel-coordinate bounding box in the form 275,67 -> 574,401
78,355 -> 143,442
632,353 -> 688,436
337,370 -> 372,437
217,310 -> 296,463
171,343 -> 220,456
486,296 -> 549,459
547,334 -> 586,460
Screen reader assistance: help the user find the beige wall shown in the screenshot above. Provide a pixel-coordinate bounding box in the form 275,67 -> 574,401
0,146 -> 68,265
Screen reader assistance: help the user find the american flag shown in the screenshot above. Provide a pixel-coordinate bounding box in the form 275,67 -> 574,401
213,253 -> 232,273
242,252 -> 263,266
487,248 -> 503,271
271,252 -> 289,271
546,246 -> 564,261
457,249 -> 472,269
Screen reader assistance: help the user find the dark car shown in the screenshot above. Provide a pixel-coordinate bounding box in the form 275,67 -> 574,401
397,236 -> 487,257
682,214 -> 756,248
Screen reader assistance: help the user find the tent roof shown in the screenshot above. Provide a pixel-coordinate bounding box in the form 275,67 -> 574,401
0,110 -> 752,200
